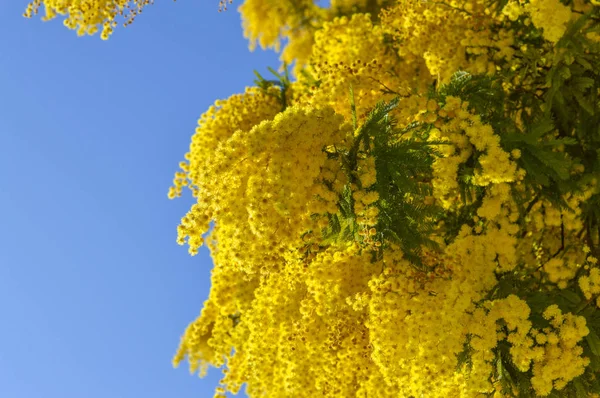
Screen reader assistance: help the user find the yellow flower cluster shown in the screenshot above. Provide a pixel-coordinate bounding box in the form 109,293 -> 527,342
502,1 -> 525,21
169,87 -> 281,200
164,2 -> 600,395
238,0 -> 318,52
297,13 -> 430,120
429,96 -> 519,208
29,0 -> 600,395
23,0 -> 152,39
529,192 -> 591,233
329,0 -> 389,14
364,220 -> 532,396
530,305 -> 590,395
380,1 -> 516,83
176,230 -> 528,397
177,104 -> 349,268
467,296 -> 536,377
524,0 -> 573,43
239,0 -> 394,72
170,94 -> 532,394
165,1 -> 600,396
543,258 -> 578,287
580,266 -> 600,300
353,156 -> 380,233
518,186 -> 596,287
465,299 -> 590,396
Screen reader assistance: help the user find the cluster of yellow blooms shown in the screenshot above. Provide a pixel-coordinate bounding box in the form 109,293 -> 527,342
297,13 -> 409,118
27,0 -> 600,396
523,0 -> 573,43
23,0 -> 153,39
427,95 -> 520,208
168,86 -> 281,201
531,305 -> 590,394
238,0 -> 316,52
579,263 -> 600,300
175,104 -> 350,267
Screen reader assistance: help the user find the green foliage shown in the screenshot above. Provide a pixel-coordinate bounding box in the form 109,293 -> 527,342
253,65 -> 292,111
502,116 -> 578,209
360,100 -> 444,267
438,71 -> 507,124
372,138 -> 443,266
321,96 -> 445,268
456,336 -> 474,373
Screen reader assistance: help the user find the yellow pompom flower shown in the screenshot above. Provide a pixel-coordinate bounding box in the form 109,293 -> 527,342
524,0 -> 573,43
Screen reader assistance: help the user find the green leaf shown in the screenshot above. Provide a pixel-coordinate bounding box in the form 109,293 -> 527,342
560,66 -> 572,80
503,118 -> 555,146
530,118 -> 556,138
586,329 -> 600,356
560,290 -> 582,305
588,351 -> 600,371
572,76 -> 595,91
496,353 -> 514,394
573,377 -> 587,398
546,137 -> 578,146
574,92 -> 595,115
267,66 -> 283,80
526,145 -> 571,180
582,305 -> 597,319
520,151 -> 551,186
575,56 -> 593,70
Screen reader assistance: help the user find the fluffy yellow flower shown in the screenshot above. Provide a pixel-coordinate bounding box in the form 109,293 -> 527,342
524,0 -> 572,43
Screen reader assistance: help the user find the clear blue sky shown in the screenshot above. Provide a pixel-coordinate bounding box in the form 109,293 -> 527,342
0,2 -> 279,397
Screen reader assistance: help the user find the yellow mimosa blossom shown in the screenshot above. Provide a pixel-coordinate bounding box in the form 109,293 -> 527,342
27,0 -> 600,396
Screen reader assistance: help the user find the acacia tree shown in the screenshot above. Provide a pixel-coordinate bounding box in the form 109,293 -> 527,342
27,0 -> 600,396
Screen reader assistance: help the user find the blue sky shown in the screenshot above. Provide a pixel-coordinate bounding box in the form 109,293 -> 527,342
0,2 -> 280,397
